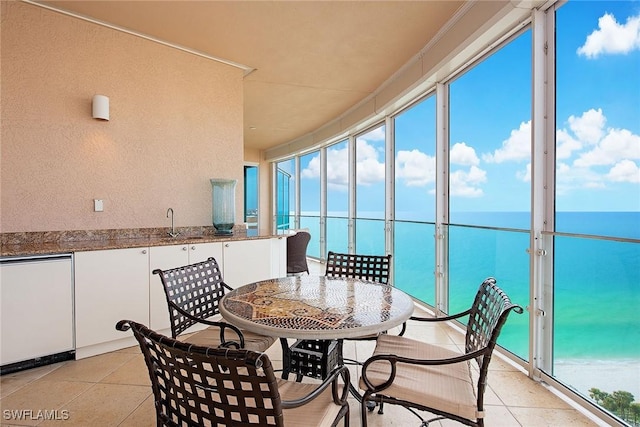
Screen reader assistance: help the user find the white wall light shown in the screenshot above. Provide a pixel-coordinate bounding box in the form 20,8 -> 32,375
92,95 -> 109,121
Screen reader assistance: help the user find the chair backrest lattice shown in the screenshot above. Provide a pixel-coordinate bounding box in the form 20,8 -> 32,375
464,277 -> 523,399
117,320 -> 284,427
325,251 -> 391,285
153,257 -> 228,338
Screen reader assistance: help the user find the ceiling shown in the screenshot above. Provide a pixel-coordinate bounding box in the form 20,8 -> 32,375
40,1 -> 465,151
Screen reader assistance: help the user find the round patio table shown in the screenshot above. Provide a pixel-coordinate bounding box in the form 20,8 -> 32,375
219,275 -> 414,340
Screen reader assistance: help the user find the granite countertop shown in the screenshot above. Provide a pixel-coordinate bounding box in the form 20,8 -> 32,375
0,226 -> 283,258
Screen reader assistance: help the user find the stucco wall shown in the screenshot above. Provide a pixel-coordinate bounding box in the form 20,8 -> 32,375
0,2 -> 244,232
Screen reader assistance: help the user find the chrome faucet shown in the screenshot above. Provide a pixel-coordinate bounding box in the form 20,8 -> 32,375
166,208 -> 180,238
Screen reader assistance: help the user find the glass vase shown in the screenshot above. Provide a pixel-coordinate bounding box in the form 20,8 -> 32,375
210,179 -> 237,235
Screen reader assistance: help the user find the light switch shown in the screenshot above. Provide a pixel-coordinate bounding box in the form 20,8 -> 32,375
94,199 -> 104,212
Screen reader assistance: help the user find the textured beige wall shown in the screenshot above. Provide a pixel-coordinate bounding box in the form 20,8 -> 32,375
0,2 -> 244,233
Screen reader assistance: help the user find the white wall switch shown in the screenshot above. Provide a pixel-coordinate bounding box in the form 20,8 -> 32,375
94,199 -> 104,212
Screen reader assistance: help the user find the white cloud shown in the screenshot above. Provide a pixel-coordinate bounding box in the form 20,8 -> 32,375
450,165 -> 486,197
450,142 -> 479,166
483,121 -> 531,163
574,128 -> 640,167
556,128 -> 583,160
554,108 -> 640,191
357,127 -> 385,142
577,13 -> 640,59
395,149 -> 436,186
303,144 -> 350,191
301,155 -> 319,179
607,159 -> 640,183
517,163 -> 531,182
356,139 -> 385,185
326,145 -> 349,188
568,108 -> 605,146
557,161 -> 606,193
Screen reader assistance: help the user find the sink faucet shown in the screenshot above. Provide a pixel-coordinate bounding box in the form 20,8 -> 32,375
166,208 -> 180,238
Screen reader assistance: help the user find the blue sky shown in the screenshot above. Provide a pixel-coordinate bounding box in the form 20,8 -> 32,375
295,0 -> 639,215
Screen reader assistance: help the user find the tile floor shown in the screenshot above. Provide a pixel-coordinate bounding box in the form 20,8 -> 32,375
0,308 -> 600,427
0,262 -> 601,426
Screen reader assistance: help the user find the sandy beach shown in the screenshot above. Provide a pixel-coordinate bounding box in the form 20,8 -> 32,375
554,359 -> 640,401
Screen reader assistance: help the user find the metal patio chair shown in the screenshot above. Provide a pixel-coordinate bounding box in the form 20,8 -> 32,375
359,277 -> 523,427
282,251 -> 399,382
116,320 -> 350,427
153,257 -> 275,351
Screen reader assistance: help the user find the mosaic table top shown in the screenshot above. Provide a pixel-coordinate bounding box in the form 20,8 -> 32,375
220,276 -> 415,340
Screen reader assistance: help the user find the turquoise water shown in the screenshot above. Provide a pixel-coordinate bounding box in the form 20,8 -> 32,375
301,212 -> 640,363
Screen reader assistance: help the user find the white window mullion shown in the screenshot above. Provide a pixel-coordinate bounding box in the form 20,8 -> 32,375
294,156 -> 301,229
348,134 -> 356,253
385,116 -> 395,283
435,82 -> 449,315
530,7 -> 555,379
320,147 -> 327,262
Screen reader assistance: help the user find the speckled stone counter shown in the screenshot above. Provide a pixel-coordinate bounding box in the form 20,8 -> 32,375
0,226 -> 279,257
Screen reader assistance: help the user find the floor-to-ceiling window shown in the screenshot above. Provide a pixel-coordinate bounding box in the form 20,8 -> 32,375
355,125 -> 386,254
275,159 -> 294,232
268,1 -> 639,422
244,165 -> 258,233
447,28 -> 532,361
326,139 -> 349,255
393,96 -> 436,303
553,1 -> 640,420
300,150 -> 321,257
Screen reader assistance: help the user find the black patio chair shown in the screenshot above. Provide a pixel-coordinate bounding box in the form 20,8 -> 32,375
282,251 -> 400,382
116,320 -> 350,427
359,277 -> 523,427
153,257 -> 275,351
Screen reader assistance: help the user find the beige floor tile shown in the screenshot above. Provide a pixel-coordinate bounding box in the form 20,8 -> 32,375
510,406 -> 599,426
0,380 -> 93,426
118,395 -> 156,427
100,355 -> 150,386
113,345 -> 140,355
0,363 -> 68,399
38,383 -> 150,427
39,352 -> 136,384
488,371 -> 573,409
0,304 -> 602,427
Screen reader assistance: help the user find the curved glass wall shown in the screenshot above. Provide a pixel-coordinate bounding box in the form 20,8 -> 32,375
300,150 -> 321,258
393,95 -> 436,304
326,140 -> 349,255
271,1 -> 639,422
355,125 -> 386,254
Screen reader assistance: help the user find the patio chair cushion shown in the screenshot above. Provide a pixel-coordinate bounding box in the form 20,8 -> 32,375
360,334 -> 478,421
178,326 -> 276,352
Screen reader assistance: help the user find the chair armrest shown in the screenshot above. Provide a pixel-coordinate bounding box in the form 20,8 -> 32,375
281,366 -> 350,409
360,345 -> 489,393
409,307 -> 472,323
168,301 -> 245,348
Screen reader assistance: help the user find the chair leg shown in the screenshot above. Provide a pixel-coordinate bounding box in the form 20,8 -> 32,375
361,393 -> 372,427
280,338 -> 291,380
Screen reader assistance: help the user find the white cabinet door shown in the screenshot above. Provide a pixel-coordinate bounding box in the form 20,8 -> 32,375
222,239 -> 274,288
1,256 -> 74,366
270,236 -> 287,278
148,245 -> 189,331
188,242 -> 223,265
148,242 -> 223,331
75,248 -> 149,350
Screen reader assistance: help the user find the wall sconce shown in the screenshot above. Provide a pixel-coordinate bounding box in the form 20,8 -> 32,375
92,95 -> 109,121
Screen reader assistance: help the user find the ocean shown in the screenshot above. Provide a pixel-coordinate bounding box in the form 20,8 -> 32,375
299,211 -> 640,398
